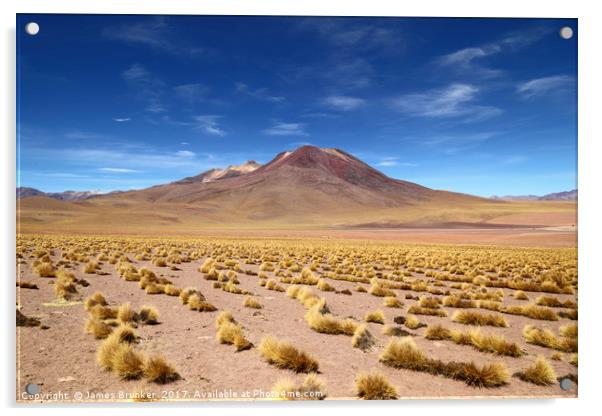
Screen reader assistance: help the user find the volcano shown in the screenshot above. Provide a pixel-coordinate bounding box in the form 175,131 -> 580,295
17,145 -> 516,231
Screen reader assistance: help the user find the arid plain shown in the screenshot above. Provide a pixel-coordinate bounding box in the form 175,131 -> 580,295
17,147 -> 577,401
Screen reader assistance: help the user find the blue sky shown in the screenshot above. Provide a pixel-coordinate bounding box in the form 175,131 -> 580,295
17,15 -> 577,197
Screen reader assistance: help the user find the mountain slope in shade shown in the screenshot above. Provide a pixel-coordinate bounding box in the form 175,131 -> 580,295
491,189 -> 577,201
17,187 -> 102,201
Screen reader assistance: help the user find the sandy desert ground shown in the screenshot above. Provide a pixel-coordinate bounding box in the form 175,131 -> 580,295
16,235 -> 577,402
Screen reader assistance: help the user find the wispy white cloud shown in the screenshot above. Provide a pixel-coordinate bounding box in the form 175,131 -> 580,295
262,122 -> 308,136
436,27 -> 551,78
391,84 -> 502,121
175,150 -> 195,157
122,64 -> 166,113
193,115 -> 226,136
112,117 -> 131,122
173,83 -> 209,103
322,95 -> 365,111
235,82 -> 285,103
374,157 -> 418,167
102,16 -> 206,58
516,75 -> 574,99
98,168 -> 141,173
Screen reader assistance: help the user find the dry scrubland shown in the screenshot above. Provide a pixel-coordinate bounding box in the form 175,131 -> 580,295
17,235 -> 577,401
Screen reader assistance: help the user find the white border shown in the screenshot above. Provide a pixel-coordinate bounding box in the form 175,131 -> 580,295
2,1 -> 601,414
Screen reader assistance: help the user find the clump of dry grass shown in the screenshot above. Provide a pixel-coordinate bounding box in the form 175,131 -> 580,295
188,294 -> 217,312
407,305 -> 448,317
559,324 -> 578,338
477,300 -> 502,312
163,285 -> 181,296
271,374 -> 326,400
85,291 -> 107,311
265,280 -> 285,292
516,356 -> 557,386
522,325 -> 577,352
382,325 -> 411,337
139,306 -> 160,325
427,325 -> 523,357
215,312 -> 252,351
84,260 -> 100,274
419,296 -> 441,309
34,262 -> 55,277
352,324 -> 375,351
569,353 -> 578,366
243,297 -> 263,309
379,337 -> 509,387
305,305 -> 357,335
90,305 -> 118,320
383,297 -> 403,308
365,310 -> 385,324
514,290 -> 529,300
443,295 -> 476,308
404,315 -> 422,330
143,355 -> 180,384
117,303 -> 138,324
503,304 -> 559,321
112,343 -> 145,380
452,310 -> 508,327
259,336 -> 319,373
110,325 -> 138,344
535,296 -> 576,309
356,285 -> 368,293
355,372 -> 398,400
179,287 -> 201,304
85,317 -> 113,339
551,352 -> 563,361
368,284 -> 395,297
97,333 -> 122,370
317,279 -> 335,292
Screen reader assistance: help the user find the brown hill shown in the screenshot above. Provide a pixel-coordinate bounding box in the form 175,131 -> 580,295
17,146 -> 576,233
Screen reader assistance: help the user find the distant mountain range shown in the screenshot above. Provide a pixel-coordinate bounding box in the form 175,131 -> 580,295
491,189 -> 577,201
16,187 -> 103,201
16,146 -> 577,231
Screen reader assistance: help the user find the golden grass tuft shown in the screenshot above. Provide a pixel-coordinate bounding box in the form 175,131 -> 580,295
271,374 -> 326,400
355,373 -> 399,400
404,315 -> 422,330
179,287 -> 201,304
259,336 -> 319,373
84,292 -> 107,311
143,355 -> 180,384
243,297 -> 263,309
522,325 -> 577,353
379,337 -> 509,387
139,306 -> 160,325
351,324 -> 375,351
514,290 -> 529,300
503,304 -> 559,321
418,296 -> 441,309
304,306 -> 358,335
443,295 -> 476,308
163,284 -> 181,296
407,305 -> 448,317
516,356 -> 557,386
316,278 -> 335,292
383,297 -> 403,308
111,343 -> 145,380
85,317 -> 113,339
215,316 -> 253,351
90,305 -> 118,320
188,294 -> 217,312
109,325 -> 138,344
355,372 -> 398,400
96,333 -> 121,370
117,303 -> 138,324
452,310 -> 508,327
365,310 -> 386,324
34,262 -> 55,277
368,284 -> 395,297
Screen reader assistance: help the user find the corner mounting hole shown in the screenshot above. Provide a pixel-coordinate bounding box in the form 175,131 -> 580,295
560,26 -> 573,40
25,22 -> 40,36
